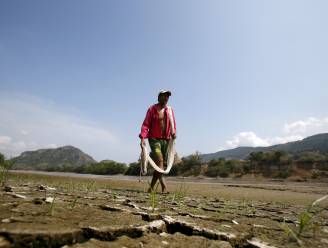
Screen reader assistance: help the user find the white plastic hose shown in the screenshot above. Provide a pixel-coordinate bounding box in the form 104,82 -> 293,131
140,106 -> 176,175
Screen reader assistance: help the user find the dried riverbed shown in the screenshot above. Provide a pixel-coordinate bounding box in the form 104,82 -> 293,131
0,172 -> 327,248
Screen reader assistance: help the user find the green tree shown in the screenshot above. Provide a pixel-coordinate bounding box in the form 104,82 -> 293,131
94,161 -> 127,175
0,153 -> 4,166
177,151 -> 202,176
248,151 -> 265,172
205,158 -> 230,178
0,153 -> 12,186
125,162 -> 140,175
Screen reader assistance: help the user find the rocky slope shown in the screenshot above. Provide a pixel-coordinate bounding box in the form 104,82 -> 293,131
10,145 -> 97,170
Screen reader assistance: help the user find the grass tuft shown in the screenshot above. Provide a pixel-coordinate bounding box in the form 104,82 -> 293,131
149,182 -> 159,212
279,194 -> 328,246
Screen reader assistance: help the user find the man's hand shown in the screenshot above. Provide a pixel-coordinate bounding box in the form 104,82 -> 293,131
171,133 -> 177,140
140,138 -> 146,148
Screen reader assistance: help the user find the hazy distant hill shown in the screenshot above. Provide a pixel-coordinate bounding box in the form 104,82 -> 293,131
11,145 -> 97,170
201,133 -> 328,162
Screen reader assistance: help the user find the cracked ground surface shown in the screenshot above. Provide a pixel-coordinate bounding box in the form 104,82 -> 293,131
0,172 -> 327,248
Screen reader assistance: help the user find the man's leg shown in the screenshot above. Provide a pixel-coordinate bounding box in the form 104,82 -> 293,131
148,139 -> 163,192
159,139 -> 169,193
159,164 -> 168,193
149,165 -> 161,192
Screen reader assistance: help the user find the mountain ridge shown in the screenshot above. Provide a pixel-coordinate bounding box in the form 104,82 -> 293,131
11,145 -> 97,170
201,133 -> 328,162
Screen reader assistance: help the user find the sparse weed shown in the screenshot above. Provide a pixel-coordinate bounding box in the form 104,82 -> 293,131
149,182 -> 159,212
279,194 -> 328,246
104,184 -> 112,190
48,193 -> 57,216
279,220 -> 302,246
298,211 -> 312,236
259,233 -> 269,243
310,222 -> 320,239
191,205 -> 203,215
143,180 -> 150,193
171,183 -> 187,204
67,180 -> 76,193
112,191 -> 117,200
85,180 -> 96,195
216,204 -> 228,220
70,196 -> 79,210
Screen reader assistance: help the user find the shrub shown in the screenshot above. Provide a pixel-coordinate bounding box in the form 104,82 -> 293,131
177,152 -> 202,176
98,161 -> 127,175
0,153 -> 12,186
125,162 -> 140,175
204,158 -> 231,178
74,161 -> 127,175
205,166 -> 219,177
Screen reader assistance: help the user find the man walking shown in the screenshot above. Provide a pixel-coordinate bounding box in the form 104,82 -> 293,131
139,90 -> 177,193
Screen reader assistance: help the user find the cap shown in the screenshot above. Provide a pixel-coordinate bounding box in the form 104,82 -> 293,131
158,90 -> 172,97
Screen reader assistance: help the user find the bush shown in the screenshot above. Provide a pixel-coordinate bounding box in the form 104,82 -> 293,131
274,170 -> 292,179
0,153 -> 4,166
218,167 -> 230,178
311,171 -> 319,179
73,161 -> 127,175
168,164 -> 178,176
0,153 -> 12,186
96,161 -> 127,175
177,152 -> 203,176
204,158 -> 231,178
125,162 -> 140,175
205,166 -> 220,177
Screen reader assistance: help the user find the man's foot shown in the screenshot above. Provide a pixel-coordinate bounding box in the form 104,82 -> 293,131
161,188 -> 169,194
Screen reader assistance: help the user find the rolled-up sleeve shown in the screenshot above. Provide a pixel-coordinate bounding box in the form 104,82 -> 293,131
171,108 -> 177,135
139,107 -> 152,139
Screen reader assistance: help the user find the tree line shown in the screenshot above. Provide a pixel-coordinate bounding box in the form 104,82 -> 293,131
3,150 -> 328,179
170,150 -> 328,179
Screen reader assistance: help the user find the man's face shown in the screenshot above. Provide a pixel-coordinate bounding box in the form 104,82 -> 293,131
158,94 -> 170,105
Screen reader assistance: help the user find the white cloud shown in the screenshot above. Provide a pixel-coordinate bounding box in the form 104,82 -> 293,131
267,135 -> 304,145
0,93 -> 119,161
221,116 -> 328,150
223,132 -> 303,150
284,117 -> 328,135
226,132 -> 270,148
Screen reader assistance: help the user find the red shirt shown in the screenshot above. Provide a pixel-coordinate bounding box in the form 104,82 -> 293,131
139,103 -> 176,139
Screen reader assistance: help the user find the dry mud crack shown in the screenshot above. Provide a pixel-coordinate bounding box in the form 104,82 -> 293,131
1,176 -> 328,248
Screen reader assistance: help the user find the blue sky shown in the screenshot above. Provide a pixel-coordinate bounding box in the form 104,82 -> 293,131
0,1 -> 327,162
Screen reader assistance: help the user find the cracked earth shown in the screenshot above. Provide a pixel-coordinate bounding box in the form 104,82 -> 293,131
0,173 -> 327,248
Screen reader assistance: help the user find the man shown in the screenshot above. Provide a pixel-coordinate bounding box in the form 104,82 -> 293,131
139,90 -> 177,193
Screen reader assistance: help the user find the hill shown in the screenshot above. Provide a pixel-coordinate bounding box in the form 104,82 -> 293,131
201,133 -> 328,161
10,145 -> 97,170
